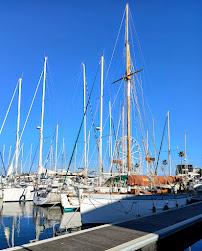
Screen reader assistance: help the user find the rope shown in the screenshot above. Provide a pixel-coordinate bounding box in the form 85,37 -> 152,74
155,116 -> 167,175
0,81 -> 19,135
43,126 -> 57,169
85,80 -> 99,150
63,62 -> 100,185
29,140 -> 40,173
19,70 -> 44,143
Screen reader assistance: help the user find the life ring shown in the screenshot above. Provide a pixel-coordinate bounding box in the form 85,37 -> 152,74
19,194 -> 26,202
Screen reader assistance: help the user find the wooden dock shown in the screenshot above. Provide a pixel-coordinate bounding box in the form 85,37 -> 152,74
5,201 -> 202,251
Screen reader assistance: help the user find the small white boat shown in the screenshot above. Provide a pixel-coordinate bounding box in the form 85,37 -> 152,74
33,187 -> 61,206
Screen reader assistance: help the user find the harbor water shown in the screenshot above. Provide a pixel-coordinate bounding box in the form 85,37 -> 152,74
0,202 -> 83,250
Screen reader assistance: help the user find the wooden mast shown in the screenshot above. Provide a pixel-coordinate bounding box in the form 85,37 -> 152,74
126,3 -> 131,175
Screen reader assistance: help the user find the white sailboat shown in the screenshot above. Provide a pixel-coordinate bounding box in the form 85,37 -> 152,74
33,57 -> 60,206
79,3 -> 191,224
3,78 -> 34,202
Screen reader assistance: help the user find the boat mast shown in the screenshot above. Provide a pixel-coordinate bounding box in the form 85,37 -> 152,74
29,144 -> 32,173
82,63 -> 87,175
15,77 -> 22,174
21,143 -> 23,173
126,3 -> 131,175
54,124 -> 58,172
146,130 -> 149,175
99,56 -> 104,186
184,133 -> 187,188
122,105 -> 125,173
1,145 -> 5,178
167,111 -> 171,175
38,56 -> 47,175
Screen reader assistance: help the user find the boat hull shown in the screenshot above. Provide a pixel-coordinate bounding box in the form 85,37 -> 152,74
33,191 -> 60,206
80,193 -> 192,223
3,186 -> 34,202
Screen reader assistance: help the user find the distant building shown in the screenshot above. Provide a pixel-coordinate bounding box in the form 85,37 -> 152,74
176,164 -> 193,174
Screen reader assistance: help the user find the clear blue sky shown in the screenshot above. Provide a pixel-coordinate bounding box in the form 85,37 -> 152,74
0,0 -> 201,174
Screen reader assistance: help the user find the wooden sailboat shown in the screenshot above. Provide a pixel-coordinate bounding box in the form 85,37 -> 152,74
79,3 -> 191,224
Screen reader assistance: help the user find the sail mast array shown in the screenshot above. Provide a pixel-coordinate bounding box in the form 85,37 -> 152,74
126,3 -> 131,175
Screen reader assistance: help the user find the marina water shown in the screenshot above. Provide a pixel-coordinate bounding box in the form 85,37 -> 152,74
0,202 -> 82,250
0,202 -> 201,250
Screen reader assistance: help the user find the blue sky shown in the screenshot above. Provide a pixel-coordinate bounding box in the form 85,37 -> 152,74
0,0 -> 201,175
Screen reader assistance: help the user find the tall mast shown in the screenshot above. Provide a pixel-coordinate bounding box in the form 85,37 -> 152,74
15,77 -> 22,174
1,145 -> 5,177
99,56 -> 104,186
29,144 -> 32,173
38,56 -> 47,174
122,105 -> 125,173
54,124 -> 58,172
109,101 -> 112,168
152,117 -> 156,165
146,130 -> 149,175
167,111 -> 171,175
82,63 -> 87,174
126,3 -> 131,175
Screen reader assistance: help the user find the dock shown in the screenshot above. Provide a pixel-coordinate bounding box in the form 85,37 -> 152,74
5,201 -> 202,251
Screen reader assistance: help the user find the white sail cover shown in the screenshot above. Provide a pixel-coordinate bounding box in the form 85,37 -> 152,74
38,165 -> 56,175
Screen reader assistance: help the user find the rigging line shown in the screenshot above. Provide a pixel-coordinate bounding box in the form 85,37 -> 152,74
29,140 -> 40,173
88,144 -> 97,167
155,116 -> 167,175
131,81 -> 146,153
22,145 -> 32,172
102,78 -> 124,133
130,61 -> 162,142
47,61 -> 57,102
109,111 -> 122,174
0,81 -> 19,135
128,12 -> 162,138
129,8 -> 153,94
43,126 -> 57,169
7,70 -> 43,172
128,13 -> 138,72
63,62 -> 100,185
104,7 -> 126,87
103,140 -> 109,168
85,80 -> 99,150
19,70 -> 44,143
72,66 -> 82,105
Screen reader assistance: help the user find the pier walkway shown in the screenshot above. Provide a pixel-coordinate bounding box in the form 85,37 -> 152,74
5,201 -> 202,251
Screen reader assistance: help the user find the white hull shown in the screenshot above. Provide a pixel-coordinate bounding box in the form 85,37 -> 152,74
80,193 -> 192,223
33,191 -> 60,206
3,185 -> 34,202
60,193 -> 79,211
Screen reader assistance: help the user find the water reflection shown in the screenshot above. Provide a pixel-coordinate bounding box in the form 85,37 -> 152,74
0,202 -> 81,250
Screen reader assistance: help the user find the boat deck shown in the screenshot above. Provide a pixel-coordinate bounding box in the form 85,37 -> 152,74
5,201 -> 202,251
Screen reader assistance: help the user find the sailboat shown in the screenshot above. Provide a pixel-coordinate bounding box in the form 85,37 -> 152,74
79,3 -> 191,224
3,78 -> 34,202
